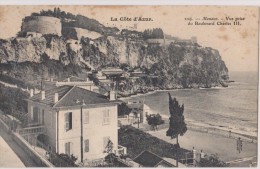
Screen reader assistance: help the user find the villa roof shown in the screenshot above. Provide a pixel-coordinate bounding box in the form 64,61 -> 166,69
102,67 -> 124,76
60,76 -> 86,82
28,85 -> 118,108
133,150 -> 175,167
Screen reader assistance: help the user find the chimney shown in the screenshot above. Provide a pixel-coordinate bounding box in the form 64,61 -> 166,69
109,90 -> 116,101
30,89 -> 34,97
67,78 -> 70,82
50,77 -> 53,82
41,91 -> 45,100
54,93 -> 59,103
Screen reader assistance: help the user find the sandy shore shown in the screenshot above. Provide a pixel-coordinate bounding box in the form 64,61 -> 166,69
119,88 -> 257,143
131,123 -> 257,162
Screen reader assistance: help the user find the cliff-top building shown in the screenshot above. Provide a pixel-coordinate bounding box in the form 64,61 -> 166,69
27,85 -> 125,163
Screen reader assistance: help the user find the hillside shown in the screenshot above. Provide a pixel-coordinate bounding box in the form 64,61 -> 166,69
0,9 -> 229,91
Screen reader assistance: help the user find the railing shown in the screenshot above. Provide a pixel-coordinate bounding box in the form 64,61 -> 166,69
187,125 -> 257,143
86,158 -> 106,167
118,115 -> 128,119
179,152 -> 195,166
117,145 -> 127,155
17,125 -> 45,136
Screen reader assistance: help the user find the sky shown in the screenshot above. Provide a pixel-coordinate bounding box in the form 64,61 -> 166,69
0,6 -> 258,72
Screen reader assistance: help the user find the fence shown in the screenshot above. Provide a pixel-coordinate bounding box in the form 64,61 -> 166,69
0,110 -> 77,167
18,129 -> 78,167
179,151 -> 195,166
187,125 -> 257,143
17,125 -> 45,136
0,111 -> 53,167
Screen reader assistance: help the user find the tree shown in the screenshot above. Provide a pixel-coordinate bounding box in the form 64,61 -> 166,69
199,154 -> 228,167
118,102 -> 131,116
104,139 -> 117,166
50,153 -> 78,167
166,93 -> 187,167
146,113 -> 164,130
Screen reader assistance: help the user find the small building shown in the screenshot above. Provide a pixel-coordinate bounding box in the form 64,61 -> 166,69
130,69 -> 146,78
126,101 -> 152,124
94,71 -> 107,80
27,85 -> 126,163
55,76 -> 99,93
101,68 -> 124,78
133,150 -> 175,167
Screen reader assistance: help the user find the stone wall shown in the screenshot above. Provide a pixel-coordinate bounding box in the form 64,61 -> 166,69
21,16 -> 62,36
62,27 -> 102,40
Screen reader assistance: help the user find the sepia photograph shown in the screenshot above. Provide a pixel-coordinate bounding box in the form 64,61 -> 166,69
0,4 -> 258,168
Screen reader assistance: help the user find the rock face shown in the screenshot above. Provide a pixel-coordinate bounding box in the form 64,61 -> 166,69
62,27 -> 103,40
89,36 -> 229,88
0,35 -> 67,64
0,34 -> 229,88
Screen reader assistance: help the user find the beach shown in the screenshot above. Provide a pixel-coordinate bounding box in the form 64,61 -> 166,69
120,71 -> 258,140
121,71 -> 258,164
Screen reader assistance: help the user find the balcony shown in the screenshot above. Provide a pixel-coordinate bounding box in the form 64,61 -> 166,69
16,125 -> 45,136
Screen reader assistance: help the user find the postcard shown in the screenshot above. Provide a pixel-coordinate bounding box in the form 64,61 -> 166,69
0,5 -> 258,168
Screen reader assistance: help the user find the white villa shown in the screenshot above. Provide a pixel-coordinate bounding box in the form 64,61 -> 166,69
26,85 -> 125,164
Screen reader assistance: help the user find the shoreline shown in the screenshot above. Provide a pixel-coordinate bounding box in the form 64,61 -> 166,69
118,85 -> 229,101
119,85 -> 257,143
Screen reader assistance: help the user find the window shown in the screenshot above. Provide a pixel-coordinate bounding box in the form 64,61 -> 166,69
103,110 -> 110,125
41,109 -> 45,125
65,112 -> 72,131
33,107 -> 39,123
84,139 -> 89,153
84,110 -> 89,124
65,142 -> 73,156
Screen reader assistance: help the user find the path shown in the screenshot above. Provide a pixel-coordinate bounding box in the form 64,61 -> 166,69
0,136 -> 25,167
146,129 -> 257,163
0,122 -> 40,167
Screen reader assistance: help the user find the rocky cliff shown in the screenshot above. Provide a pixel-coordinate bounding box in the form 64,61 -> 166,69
0,34 -> 229,89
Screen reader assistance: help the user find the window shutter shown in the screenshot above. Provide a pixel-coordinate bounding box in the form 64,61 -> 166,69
84,111 -> 89,124
65,113 -> 69,130
69,112 -> 72,129
70,142 -> 73,155
42,109 -> 45,125
103,110 -> 110,125
84,139 -> 89,152
107,110 -> 110,124
103,111 -> 106,124
65,142 -> 69,155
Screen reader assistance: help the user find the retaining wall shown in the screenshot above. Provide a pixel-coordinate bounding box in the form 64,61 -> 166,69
21,16 -> 62,36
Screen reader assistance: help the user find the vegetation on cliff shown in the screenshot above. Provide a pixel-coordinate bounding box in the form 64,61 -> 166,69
0,9 -> 229,91
27,8 -> 119,35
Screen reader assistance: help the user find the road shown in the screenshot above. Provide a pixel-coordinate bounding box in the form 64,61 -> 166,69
227,156 -> 257,167
146,128 -> 257,164
0,122 -> 41,167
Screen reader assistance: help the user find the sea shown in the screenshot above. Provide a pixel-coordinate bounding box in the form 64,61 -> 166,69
122,71 -> 258,138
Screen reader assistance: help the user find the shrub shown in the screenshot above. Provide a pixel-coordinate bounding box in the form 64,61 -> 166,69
199,154 -> 228,167
146,113 -> 164,130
